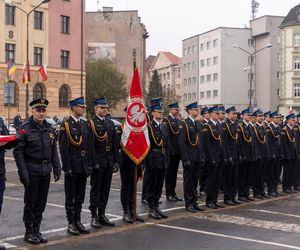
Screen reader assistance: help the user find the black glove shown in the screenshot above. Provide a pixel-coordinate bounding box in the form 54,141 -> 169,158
113,163 -> 119,173
54,173 -> 60,182
183,160 -> 192,169
19,171 -> 30,188
64,169 -> 72,177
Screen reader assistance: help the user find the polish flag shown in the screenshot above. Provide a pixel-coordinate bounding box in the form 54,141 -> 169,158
120,68 -> 150,165
39,64 -> 48,81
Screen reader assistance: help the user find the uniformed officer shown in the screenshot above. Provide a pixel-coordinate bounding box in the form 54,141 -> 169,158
264,111 -> 271,126
203,106 -> 224,209
266,111 -> 282,196
281,113 -> 298,194
13,99 -> 61,244
198,107 -> 210,197
252,109 -> 270,199
293,114 -> 300,191
163,102 -> 183,202
59,97 -> 91,236
89,98 -> 119,228
146,102 -> 169,219
142,97 -> 163,205
179,102 -> 205,212
222,106 -> 241,205
237,108 -> 255,202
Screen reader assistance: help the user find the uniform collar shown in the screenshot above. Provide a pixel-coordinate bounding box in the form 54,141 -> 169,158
243,120 -> 249,126
96,114 -> 105,121
71,115 -> 80,123
169,113 -> 176,119
188,116 -> 196,123
210,119 -> 217,126
256,122 -> 263,127
271,121 -> 278,127
153,119 -> 161,126
287,124 -> 294,130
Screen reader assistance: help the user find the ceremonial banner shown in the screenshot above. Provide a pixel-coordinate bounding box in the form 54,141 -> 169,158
121,68 -> 150,164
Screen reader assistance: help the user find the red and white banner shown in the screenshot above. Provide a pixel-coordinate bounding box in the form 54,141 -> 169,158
121,68 -> 150,165
39,64 -> 48,81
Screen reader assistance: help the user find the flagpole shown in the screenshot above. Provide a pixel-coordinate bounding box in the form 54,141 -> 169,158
132,50 -> 137,223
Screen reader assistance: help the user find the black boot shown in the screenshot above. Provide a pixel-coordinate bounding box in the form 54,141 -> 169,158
91,216 -> 102,229
98,210 -> 115,227
24,223 -> 40,244
67,214 -> 80,236
75,213 -> 90,234
33,223 -> 47,243
148,202 -> 161,220
0,245 -> 5,250
122,206 -> 134,224
155,206 -> 168,219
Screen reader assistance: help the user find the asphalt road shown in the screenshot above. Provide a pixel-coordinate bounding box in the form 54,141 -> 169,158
1,149 -> 300,250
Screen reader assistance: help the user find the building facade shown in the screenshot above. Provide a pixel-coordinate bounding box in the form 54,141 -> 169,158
250,15 -> 284,112
0,0 -> 85,120
148,51 -> 182,105
85,7 -> 148,117
279,4 -> 300,114
182,28 -> 253,111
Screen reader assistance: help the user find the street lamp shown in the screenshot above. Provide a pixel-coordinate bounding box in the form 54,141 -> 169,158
5,0 -> 51,118
232,43 -> 272,108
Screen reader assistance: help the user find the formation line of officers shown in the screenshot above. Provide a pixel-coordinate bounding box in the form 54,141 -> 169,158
0,96 -> 298,248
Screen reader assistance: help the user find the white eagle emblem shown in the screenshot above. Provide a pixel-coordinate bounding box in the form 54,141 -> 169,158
128,104 -> 145,125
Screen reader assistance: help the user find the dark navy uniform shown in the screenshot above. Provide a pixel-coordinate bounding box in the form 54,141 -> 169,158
146,116 -> 169,219
293,117 -> 300,190
163,109 -> 181,201
13,99 -> 61,244
265,113 -> 282,195
222,112 -> 239,204
59,97 -> 92,235
281,115 -> 298,193
13,114 -> 22,131
89,100 -> 119,226
179,114 -> 204,211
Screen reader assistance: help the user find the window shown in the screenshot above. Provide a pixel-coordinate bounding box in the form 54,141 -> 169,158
206,91 -> 211,98
193,61 -> 196,69
167,72 -> 170,80
183,48 -> 187,56
4,81 -> 18,106
188,93 -> 191,100
163,73 -> 166,80
61,15 -> 70,33
200,75 -> 205,83
34,47 -> 43,66
188,78 -> 191,85
206,58 -> 211,66
200,91 -> 205,99
200,43 -> 205,51
34,11 -> 43,30
248,39 -> 255,47
213,56 -> 218,65
188,47 -> 191,55
177,70 -> 180,78
294,34 -> 300,47
206,41 -> 211,50
200,59 -> 205,68
294,83 -> 300,98
294,57 -> 300,70
277,88 -> 280,96
192,77 -> 196,84
213,73 -> 218,81
213,90 -> 218,98
206,74 -> 211,82
277,71 -> 280,79
5,43 -> 15,63
61,50 -> 69,68
5,5 -> 15,25
188,63 -> 191,70
192,92 -> 196,100
33,83 -> 46,100
213,39 -> 218,48
59,84 -> 71,107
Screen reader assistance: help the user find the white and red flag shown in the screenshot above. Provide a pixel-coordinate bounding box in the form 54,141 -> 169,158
121,68 -> 150,165
39,64 -> 48,81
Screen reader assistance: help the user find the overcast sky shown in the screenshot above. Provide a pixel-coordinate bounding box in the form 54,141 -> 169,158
85,0 -> 300,57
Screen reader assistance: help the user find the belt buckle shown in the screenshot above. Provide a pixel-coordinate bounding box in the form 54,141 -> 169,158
81,150 -> 86,156
106,146 -> 110,152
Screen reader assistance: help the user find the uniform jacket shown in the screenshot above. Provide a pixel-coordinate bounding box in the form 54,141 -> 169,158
252,123 -> 269,160
0,118 -> 13,175
179,118 -> 204,163
89,116 -> 119,169
266,122 -> 281,159
222,119 -> 239,161
237,121 -> 254,162
281,125 -> 298,160
59,116 -> 92,174
163,115 -> 180,155
13,117 -> 61,178
146,120 -> 169,169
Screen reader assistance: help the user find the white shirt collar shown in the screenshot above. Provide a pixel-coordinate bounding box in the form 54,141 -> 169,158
153,119 -> 161,126
204,118 -> 210,123
243,120 -> 249,126
71,115 -> 80,123
287,124 -> 294,130
256,122 -> 263,127
271,121 -> 277,127
169,113 -> 176,119
211,119 -> 217,126
96,114 -> 105,121
189,116 -> 196,123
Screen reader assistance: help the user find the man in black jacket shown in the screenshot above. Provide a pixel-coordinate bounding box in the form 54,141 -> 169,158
13,99 -> 61,244
281,113 -> 298,194
146,103 -> 169,219
163,102 -> 182,202
222,106 -> 241,206
179,102 -> 205,212
89,98 -> 119,228
59,97 -> 91,236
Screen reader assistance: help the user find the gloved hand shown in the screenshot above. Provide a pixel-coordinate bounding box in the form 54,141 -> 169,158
19,172 -> 30,188
64,169 -> 72,177
183,160 -> 192,169
113,163 -> 119,173
86,168 -> 92,177
54,174 -> 60,182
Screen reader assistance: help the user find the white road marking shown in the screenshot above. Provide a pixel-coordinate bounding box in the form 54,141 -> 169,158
1,242 -> 17,249
249,209 -> 300,219
194,213 -> 300,234
5,169 -> 17,173
148,223 -> 300,250
3,196 -> 122,219
5,157 -> 15,161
